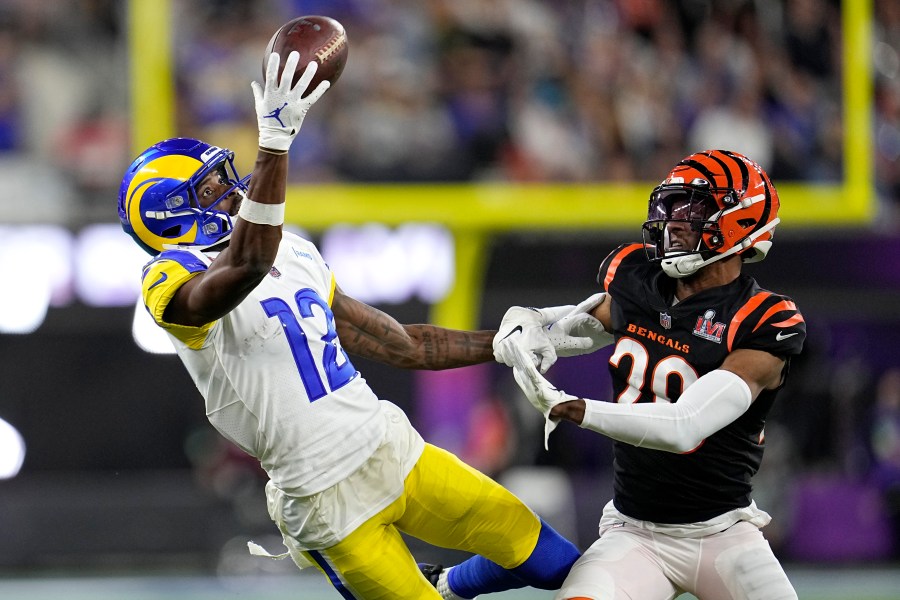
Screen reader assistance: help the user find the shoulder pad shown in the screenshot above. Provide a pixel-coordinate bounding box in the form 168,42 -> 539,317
727,291 -> 805,355
597,243 -> 647,292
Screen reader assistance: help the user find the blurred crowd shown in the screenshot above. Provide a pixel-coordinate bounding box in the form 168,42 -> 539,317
0,0 -> 898,226
176,0 -> 852,184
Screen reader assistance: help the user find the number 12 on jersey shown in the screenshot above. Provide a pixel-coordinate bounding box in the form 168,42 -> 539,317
261,288 -> 357,401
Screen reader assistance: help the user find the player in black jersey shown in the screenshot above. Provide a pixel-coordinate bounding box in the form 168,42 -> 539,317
494,150 -> 803,600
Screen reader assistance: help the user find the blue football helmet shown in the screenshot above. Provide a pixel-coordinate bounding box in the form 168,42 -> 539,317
118,137 -> 250,255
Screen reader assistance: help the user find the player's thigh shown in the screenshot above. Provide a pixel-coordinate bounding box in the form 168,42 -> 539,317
396,443 -> 542,568
302,502 -> 441,600
556,528 -> 678,600
695,522 -> 798,600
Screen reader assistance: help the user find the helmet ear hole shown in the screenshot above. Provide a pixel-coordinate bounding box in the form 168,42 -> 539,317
737,218 -> 757,228
162,225 -> 182,237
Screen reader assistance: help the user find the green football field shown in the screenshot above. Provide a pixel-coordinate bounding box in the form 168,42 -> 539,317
0,567 -> 898,600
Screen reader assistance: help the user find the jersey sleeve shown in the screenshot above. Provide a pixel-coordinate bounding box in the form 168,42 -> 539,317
141,250 -> 214,349
726,291 -> 806,357
596,243 -> 648,294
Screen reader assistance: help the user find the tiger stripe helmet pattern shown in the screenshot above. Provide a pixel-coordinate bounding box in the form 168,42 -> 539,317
642,149 -> 781,278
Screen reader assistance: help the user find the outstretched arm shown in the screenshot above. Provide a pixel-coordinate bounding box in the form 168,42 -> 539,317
332,286 -> 495,369
164,152 -> 289,326
164,54 -> 329,327
507,341 -> 784,452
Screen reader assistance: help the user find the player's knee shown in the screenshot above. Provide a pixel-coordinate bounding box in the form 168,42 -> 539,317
511,519 -> 580,589
555,575 -> 613,599
556,568 -> 615,600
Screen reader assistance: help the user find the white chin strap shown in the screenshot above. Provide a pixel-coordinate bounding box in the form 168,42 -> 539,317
661,218 -> 780,279
661,253 -> 705,278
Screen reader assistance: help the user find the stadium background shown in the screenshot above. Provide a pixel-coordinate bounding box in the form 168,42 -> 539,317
0,0 -> 899,598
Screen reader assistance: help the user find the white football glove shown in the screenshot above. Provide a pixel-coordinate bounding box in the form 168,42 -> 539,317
546,293 -> 613,357
251,52 -> 330,152
506,342 -> 579,449
493,305 -> 573,374
493,293 -> 611,373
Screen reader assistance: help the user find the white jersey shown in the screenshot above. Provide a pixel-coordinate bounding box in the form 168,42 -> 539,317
141,232 -> 385,496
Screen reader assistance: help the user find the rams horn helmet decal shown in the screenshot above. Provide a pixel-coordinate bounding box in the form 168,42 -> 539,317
118,137 -> 250,255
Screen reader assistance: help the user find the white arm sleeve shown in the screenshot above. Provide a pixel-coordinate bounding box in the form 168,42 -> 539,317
578,369 -> 753,453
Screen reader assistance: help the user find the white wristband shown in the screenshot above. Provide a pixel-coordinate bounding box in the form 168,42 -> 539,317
238,196 -> 285,226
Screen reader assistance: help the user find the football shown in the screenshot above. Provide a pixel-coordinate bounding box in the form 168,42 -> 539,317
263,15 -> 349,97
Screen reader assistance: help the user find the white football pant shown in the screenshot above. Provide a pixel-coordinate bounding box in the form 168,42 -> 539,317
557,512 -> 797,599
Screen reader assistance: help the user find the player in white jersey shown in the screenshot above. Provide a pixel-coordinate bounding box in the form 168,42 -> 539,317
117,53 -> 580,599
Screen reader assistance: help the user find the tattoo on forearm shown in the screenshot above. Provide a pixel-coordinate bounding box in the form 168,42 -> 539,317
421,329 -> 435,365
336,296 -> 494,369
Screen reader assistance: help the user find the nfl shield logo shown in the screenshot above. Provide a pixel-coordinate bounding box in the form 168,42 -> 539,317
660,312 -> 672,329
269,266 -> 282,278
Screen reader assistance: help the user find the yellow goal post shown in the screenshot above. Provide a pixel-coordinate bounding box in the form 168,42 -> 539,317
128,0 -> 874,330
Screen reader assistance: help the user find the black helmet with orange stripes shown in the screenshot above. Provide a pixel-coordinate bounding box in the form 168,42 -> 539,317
641,149 -> 780,278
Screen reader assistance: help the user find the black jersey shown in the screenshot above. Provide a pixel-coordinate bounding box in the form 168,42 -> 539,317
596,243 -> 805,523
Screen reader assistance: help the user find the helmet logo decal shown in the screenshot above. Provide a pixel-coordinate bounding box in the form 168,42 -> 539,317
127,177 -> 198,251
125,154 -> 205,252
693,309 -> 725,343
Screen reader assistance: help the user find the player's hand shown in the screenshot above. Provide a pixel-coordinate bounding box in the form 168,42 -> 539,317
493,294 -> 608,372
251,52 -> 330,153
546,302 -> 613,359
493,306 -> 560,373
493,304 -> 580,373
506,342 -> 579,449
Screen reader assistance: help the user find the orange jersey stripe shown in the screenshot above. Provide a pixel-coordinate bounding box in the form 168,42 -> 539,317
603,243 -> 644,290
752,300 -> 798,332
727,291 -> 771,351
770,313 -> 804,328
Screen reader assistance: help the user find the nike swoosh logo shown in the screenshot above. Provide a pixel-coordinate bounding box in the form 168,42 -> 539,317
775,331 -> 798,341
148,272 -> 168,290
500,325 -> 523,341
